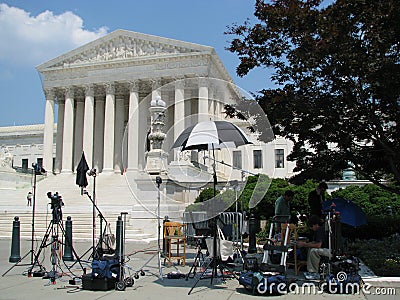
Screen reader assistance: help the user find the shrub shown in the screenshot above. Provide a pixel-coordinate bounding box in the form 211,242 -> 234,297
331,184 -> 400,216
347,235 -> 400,276
341,215 -> 400,240
195,188 -> 219,203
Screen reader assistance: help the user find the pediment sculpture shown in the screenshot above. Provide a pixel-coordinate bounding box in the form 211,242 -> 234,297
54,36 -> 199,67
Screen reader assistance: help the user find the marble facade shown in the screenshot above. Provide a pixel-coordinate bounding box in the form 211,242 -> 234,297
37,30 -> 246,177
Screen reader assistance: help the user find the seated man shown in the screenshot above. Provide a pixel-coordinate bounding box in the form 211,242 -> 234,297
296,215 -> 330,280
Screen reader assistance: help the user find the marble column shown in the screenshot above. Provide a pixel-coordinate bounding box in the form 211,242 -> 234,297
185,90 -> 193,127
61,87 -> 74,173
127,81 -> 139,171
114,97 -> 124,173
174,79 -> 185,160
54,100 -> 64,174
214,86 -> 222,119
93,98 -> 105,172
102,83 -> 115,172
152,78 -> 161,100
197,78 -> 209,167
208,85 -> 215,120
43,89 -> 54,173
198,78 -> 209,122
73,100 -> 84,171
83,85 -> 95,167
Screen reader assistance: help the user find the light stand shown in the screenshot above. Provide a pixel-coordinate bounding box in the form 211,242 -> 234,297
327,211 -> 333,275
81,189 -> 112,258
188,154 -> 255,293
90,169 -> 97,259
30,163 -> 38,265
156,176 -> 163,280
205,155 -> 256,249
76,168 -> 105,261
2,164 -> 45,277
231,180 -> 244,265
188,147 -> 233,295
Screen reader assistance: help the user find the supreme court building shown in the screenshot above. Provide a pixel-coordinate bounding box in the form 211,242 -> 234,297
0,30 -> 297,238
0,29 -> 297,210
33,29 -> 295,182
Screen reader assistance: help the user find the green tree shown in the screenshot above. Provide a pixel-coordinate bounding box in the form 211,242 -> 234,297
195,188 -> 219,203
331,184 -> 400,216
226,0 -> 400,195
237,176 -> 320,219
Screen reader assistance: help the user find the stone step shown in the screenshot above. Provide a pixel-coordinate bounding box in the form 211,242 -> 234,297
0,211 -> 152,241
0,172 -> 191,242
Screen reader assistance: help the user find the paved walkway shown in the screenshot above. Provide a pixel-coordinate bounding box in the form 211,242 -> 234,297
0,239 -> 398,300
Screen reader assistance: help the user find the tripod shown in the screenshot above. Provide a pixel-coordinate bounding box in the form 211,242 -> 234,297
28,204 -> 85,284
185,213 -> 210,280
185,238 -> 205,280
188,216 -> 239,295
188,147 -> 235,295
2,164 -> 44,277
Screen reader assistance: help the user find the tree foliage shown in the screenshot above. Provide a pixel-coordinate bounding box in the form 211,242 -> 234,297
238,176 -> 322,219
226,0 -> 400,194
331,184 -> 400,216
194,188 -> 219,203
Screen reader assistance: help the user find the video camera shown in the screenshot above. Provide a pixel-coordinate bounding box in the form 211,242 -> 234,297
47,192 -> 64,223
47,192 -> 64,209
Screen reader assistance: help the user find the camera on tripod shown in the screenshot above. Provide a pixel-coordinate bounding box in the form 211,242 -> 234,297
47,192 -> 64,224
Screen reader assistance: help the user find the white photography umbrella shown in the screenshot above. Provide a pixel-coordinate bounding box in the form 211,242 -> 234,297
172,120 -> 252,291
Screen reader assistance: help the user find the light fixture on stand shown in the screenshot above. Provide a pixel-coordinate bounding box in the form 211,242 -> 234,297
2,163 -> 46,276
204,156 -> 257,251
76,152 -> 112,260
87,168 -> 97,259
171,120 -> 253,295
156,176 -> 163,280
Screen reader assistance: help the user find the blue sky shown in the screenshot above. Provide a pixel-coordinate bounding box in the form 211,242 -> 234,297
0,0 -> 276,127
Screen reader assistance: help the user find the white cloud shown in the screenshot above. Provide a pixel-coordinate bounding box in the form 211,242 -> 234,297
0,3 -> 108,65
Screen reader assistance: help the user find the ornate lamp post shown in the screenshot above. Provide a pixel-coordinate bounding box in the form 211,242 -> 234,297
145,96 -> 168,174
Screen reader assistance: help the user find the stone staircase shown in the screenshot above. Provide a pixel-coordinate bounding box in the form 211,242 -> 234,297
0,170 -> 190,243
0,211 -> 150,242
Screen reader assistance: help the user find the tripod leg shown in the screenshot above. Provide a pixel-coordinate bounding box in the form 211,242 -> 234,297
28,220 -> 53,274
69,246 -> 93,268
57,220 -> 86,273
58,222 -> 86,274
2,250 -> 34,276
186,249 -> 202,280
188,257 -> 214,295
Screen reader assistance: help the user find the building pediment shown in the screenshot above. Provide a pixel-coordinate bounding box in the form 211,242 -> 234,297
37,29 -> 214,71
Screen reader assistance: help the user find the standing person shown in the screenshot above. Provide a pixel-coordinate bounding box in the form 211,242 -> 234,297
274,190 -> 295,223
308,182 -> 328,218
274,190 -> 295,239
26,191 -> 32,206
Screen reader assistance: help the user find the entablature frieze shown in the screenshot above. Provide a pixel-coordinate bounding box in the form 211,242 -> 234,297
49,75 -> 227,103
40,55 -> 211,89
